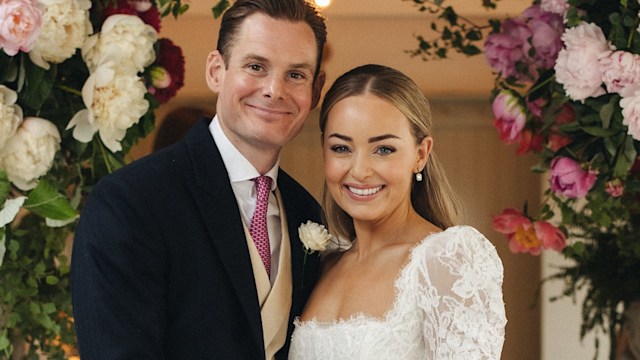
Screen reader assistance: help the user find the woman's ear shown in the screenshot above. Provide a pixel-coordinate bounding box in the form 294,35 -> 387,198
416,136 -> 433,172
205,50 -> 225,93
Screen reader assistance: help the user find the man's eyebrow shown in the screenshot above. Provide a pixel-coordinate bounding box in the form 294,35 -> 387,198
241,54 -> 314,72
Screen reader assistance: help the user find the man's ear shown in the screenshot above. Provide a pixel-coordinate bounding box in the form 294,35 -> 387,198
311,70 -> 326,110
205,50 -> 225,93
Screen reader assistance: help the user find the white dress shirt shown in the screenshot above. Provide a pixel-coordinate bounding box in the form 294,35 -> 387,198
209,116 -> 282,283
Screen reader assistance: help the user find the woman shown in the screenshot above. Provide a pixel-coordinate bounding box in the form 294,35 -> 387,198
289,64 -> 506,359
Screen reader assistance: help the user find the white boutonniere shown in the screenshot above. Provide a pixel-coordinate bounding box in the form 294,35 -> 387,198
298,220 -> 352,255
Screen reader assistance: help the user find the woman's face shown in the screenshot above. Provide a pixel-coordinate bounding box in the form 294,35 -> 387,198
323,94 -> 432,225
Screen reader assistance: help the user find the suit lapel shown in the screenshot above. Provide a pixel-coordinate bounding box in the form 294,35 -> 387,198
183,120 -> 264,352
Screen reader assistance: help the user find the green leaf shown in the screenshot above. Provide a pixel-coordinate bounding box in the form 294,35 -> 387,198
45,275 -> 59,285
211,0 -> 230,18
23,179 -> 77,221
0,335 -> 9,351
19,60 -> 56,110
0,171 -> 10,201
42,302 -> 56,314
599,98 -> 616,129
581,126 -> 616,137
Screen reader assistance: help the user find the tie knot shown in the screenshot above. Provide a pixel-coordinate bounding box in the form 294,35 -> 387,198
253,175 -> 272,198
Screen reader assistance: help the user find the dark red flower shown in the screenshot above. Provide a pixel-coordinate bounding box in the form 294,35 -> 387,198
149,38 -> 185,104
103,0 -> 161,32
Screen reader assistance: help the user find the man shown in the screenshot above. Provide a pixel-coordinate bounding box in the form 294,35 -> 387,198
70,0 -> 327,358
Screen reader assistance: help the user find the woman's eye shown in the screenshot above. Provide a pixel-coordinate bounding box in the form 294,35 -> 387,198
330,145 -> 350,153
375,146 -> 395,155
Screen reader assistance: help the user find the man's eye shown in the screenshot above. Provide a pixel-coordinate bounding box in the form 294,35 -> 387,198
248,64 -> 263,71
289,72 -> 305,80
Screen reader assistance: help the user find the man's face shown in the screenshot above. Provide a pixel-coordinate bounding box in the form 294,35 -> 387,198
206,13 -> 323,158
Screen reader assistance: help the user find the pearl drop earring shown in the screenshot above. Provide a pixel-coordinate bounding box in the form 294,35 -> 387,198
415,172 -> 423,182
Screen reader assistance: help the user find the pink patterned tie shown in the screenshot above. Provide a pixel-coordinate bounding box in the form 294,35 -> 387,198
249,175 -> 272,277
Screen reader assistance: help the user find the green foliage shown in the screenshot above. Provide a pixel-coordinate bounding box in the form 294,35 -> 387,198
0,0 -> 188,356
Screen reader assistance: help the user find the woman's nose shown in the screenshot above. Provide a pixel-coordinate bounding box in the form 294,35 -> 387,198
350,153 -> 373,180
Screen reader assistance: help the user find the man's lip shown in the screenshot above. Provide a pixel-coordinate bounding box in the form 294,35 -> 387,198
247,104 -> 291,115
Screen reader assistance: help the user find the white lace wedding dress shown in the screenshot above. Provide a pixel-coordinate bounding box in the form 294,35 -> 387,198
289,226 -> 507,360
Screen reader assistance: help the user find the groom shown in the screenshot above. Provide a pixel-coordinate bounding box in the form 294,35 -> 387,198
70,0 -> 327,358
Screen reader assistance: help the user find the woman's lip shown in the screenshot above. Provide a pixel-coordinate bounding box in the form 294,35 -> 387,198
345,185 -> 384,197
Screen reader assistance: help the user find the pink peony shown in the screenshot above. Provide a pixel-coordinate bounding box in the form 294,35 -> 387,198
605,179 -> 624,197
492,208 -> 532,235
550,156 -> 597,198
0,0 -> 42,56
533,221 -> 566,252
523,5 -> 564,69
484,18 -> 530,80
600,51 -> 640,95
540,0 -> 569,16
619,89 -> 640,141
554,22 -> 612,102
492,91 -> 526,144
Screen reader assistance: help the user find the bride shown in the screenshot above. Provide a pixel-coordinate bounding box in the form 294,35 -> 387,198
289,64 -> 507,359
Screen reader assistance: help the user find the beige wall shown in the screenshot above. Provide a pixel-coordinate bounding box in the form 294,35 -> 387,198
130,4 -> 543,359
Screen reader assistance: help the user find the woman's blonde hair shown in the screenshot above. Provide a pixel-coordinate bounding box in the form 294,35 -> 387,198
319,64 -> 463,241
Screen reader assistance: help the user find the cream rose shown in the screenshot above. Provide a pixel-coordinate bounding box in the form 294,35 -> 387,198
0,85 -> 23,150
67,61 -> 149,152
29,0 -> 93,69
82,14 -> 157,73
298,221 -> 332,253
0,117 -> 61,191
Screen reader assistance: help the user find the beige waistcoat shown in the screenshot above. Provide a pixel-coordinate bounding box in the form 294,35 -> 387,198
244,190 -> 292,360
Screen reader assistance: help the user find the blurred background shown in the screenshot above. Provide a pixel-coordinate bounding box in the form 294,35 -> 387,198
130,1 -> 608,358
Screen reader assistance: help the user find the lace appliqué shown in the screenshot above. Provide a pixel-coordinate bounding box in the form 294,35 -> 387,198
288,226 -> 507,360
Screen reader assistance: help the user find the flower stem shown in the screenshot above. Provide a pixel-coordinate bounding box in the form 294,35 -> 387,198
57,85 -> 82,97
97,141 -> 113,174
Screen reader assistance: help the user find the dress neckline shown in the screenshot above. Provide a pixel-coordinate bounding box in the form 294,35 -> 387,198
295,226 -> 464,328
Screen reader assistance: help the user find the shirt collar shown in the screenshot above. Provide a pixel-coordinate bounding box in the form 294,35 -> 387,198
209,115 -> 279,189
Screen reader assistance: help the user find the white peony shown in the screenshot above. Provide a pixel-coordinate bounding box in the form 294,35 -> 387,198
0,85 -> 23,150
82,14 -> 157,73
29,0 -> 93,69
67,61 -> 149,152
619,89 -> 640,141
554,22 -> 613,102
0,117 -> 61,191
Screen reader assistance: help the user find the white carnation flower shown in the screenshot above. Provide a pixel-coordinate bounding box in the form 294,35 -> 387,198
29,0 -> 93,69
0,117 -> 61,191
82,14 -> 157,73
67,61 -> 149,152
0,85 -> 23,150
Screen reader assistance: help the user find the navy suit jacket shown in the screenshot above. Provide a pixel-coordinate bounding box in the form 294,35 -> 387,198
71,119 -> 321,359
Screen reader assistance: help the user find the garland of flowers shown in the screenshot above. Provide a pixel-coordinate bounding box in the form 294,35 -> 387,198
0,0 -> 186,357
479,1 -> 640,358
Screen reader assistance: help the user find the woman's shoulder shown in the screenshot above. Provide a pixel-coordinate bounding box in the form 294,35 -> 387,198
410,225 -> 503,270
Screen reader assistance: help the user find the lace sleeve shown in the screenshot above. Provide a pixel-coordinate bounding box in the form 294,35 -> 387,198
412,226 -> 507,360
